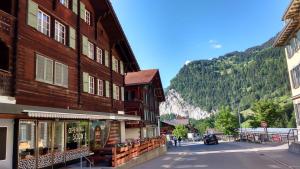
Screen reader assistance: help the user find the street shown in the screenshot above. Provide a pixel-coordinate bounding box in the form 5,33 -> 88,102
132,142 -> 300,169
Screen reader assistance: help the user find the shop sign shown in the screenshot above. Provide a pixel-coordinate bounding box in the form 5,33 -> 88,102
68,127 -> 84,143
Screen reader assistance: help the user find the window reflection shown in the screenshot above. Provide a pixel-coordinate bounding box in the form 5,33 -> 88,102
18,121 -> 36,160
38,121 -> 52,155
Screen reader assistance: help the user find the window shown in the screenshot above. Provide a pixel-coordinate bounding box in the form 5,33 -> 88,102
59,0 -> 69,8
55,62 -> 68,87
97,79 -> 103,96
89,76 -> 94,94
291,64 -> 300,89
294,104 -> 300,125
85,10 -> 90,25
114,85 -> 119,100
38,122 -> 52,156
36,54 -> 68,87
96,48 -> 103,64
37,10 -> 50,36
88,42 -> 94,60
18,121 -> 36,162
36,54 -> 53,84
0,127 -> 7,160
113,57 -> 119,73
55,20 -> 66,44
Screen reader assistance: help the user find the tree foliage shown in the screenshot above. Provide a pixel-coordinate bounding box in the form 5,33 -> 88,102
215,107 -> 239,135
172,125 -> 188,138
169,37 -> 290,112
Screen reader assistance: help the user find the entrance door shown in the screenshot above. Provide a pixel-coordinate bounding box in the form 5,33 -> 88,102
0,119 -> 13,169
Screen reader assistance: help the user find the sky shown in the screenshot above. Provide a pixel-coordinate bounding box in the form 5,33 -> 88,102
111,0 -> 290,88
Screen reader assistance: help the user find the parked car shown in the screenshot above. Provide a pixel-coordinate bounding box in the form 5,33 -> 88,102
203,134 -> 219,145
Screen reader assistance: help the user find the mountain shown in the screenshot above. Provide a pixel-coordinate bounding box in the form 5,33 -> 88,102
163,37 -> 291,114
159,89 -> 211,120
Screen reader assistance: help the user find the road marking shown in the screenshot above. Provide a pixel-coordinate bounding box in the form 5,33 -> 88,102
268,164 -> 281,168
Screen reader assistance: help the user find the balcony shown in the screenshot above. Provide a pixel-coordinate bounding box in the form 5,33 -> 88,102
124,101 -> 143,116
0,71 -> 13,96
0,10 -> 15,39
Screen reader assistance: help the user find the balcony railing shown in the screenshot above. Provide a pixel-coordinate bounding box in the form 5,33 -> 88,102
0,10 -> 15,37
124,101 -> 143,116
0,71 -> 13,96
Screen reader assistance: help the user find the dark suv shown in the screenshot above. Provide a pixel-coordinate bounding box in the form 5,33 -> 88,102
203,134 -> 219,145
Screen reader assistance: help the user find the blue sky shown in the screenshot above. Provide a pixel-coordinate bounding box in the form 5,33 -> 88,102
111,0 -> 290,88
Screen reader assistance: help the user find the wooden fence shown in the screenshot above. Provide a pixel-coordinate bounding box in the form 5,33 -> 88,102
111,137 -> 166,167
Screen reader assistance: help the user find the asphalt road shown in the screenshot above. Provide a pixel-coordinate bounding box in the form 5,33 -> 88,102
132,141 -> 300,169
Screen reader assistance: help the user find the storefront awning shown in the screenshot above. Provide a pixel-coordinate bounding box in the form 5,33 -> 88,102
25,110 -> 141,121
0,103 -> 140,121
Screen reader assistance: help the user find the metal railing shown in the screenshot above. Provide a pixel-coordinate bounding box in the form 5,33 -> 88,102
80,154 -> 94,169
287,128 -> 299,146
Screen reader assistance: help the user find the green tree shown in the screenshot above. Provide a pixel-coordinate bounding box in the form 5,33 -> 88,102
251,99 -> 283,128
215,106 -> 239,135
172,125 -> 188,138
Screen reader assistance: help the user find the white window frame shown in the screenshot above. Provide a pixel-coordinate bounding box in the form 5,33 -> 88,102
36,54 -> 53,84
37,10 -> 51,36
96,47 -> 103,64
55,20 -> 66,45
89,76 -> 95,94
97,79 -> 103,96
59,0 -> 69,8
54,62 -> 68,87
88,41 -> 94,60
85,9 -> 91,25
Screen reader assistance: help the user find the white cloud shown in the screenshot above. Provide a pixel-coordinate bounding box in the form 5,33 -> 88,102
209,40 -> 223,49
185,60 -> 191,65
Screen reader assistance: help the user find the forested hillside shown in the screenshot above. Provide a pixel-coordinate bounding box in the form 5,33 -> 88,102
169,37 -> 291,112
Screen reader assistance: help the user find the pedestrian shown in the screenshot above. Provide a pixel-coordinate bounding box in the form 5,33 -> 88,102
178,136 -> 182,146
173,136 -> 178,147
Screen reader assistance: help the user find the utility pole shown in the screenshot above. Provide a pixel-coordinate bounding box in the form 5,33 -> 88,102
237,102 -> 242,142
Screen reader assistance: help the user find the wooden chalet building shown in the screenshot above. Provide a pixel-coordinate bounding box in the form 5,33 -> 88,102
124,69 -> 165,140
0,0 -> 141,168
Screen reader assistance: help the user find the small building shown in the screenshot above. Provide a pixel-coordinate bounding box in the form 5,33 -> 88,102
124,69 -> 165,140
274,0 -> 300,140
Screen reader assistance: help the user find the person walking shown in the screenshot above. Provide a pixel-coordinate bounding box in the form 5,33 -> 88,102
173,136 -> 178,147
178,136 -> 182,146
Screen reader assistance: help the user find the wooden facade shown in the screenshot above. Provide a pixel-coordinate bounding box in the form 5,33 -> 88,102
124,70 -> 165,131
0,0 -> 142,168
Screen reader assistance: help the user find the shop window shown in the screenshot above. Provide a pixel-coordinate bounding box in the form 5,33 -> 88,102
18,121 -> 36,161
54,122 -> 65,152
0,127 -> 7,160
66,121 -> 89,150
90,121 -> 110,150
38,122 -> 52,155
0,41 -> 9,71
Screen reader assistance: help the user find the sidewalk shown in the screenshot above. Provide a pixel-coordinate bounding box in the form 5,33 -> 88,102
231,142 -> 300,169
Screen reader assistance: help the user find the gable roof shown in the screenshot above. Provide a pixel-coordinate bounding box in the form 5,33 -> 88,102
125,69 -> 158,86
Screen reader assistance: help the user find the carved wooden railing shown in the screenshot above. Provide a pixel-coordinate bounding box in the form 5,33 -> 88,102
0,10 -> 15,37
0,71 -> 12,96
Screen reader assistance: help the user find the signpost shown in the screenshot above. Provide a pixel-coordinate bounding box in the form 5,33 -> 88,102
261,121 -> 268,142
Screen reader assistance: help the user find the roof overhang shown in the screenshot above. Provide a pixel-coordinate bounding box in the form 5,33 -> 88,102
282,0 -> 300,20
274,18 -> 300,47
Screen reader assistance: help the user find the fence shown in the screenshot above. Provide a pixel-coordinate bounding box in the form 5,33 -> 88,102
111,136 -> 166,167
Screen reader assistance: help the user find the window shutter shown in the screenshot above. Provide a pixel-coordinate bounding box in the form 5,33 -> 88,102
72,0 -> 78,14
36,55 -> 45,81
63,65 -> 68,87
105,81 -> 110,97
120,61 -> 124,75
112,57 -> 115,71
55,62 -> 63,85
121,87 -> 124,101
105,50 -> 109,67
82,35 -> 88,56
80,2 -> 85,20
69,27 -> 76,49
83,72 -> 89,92
27,0 -> 38,28
45,58 -> 53,83
113,84 -> 116,99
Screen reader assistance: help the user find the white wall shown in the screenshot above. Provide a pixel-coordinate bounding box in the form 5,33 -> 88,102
120,121 -> 126,143
125,128 -> 140,140
0,119 -> 14,169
